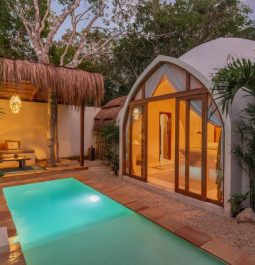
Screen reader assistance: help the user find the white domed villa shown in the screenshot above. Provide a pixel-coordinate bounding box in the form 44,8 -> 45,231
119,38 -> 255,212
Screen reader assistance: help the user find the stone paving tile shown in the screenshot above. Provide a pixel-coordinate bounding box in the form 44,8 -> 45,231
125,201 -> 149,212
98,186 -> 117,194
0,211 -> 12,220
201,238 -> 244,264
155,216 -> 185,232
0,219 -> 16,237
0,218 -> 15,230
116,196 -> 136,205
138,207 -> 166,221
0,250 -> 26,265
235,254 -> 255,265
108,194 -> 136,205
0,201 -> 9,212
99,188 -> 120,196
175,225 -> 211,247
107,190 -> 126,199
9,242 -> 21,253
1,163 -> 255,264
7,228 -> 17,238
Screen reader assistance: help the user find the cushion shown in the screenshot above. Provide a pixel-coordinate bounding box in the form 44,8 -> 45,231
5,141 -> 20,150
0,143 -> 7,150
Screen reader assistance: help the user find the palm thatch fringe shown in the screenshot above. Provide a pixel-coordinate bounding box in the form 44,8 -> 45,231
0,58 -> 104,106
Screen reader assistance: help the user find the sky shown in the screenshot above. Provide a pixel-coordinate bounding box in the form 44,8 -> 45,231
246,0 -> 255,18
52,0 -> 255,40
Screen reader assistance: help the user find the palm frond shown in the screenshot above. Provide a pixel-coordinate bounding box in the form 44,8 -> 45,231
212,57 -> 255,114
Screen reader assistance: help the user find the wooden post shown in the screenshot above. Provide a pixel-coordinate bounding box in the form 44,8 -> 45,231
80,104 -> 85,166
47,88 -> 56,167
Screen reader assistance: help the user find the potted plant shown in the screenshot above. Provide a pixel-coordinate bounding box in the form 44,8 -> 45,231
228,192 -> 249,217
100,124 -> 119,175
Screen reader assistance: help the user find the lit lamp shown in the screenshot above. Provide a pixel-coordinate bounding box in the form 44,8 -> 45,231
132,108 -> 141,121
9,95 -> 21,114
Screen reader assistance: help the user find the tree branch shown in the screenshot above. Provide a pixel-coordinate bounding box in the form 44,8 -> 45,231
60,12 -> 77,66
75,32 -> 120,67
39,0 -> 51,35
43,0 -> 81,57
66,0 -> 106,68
33,0 -> 40,32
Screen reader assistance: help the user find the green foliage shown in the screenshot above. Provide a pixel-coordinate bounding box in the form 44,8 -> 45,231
228,192 -> 249,217
234,104 -> 255,210
105,0 -> 255,99
100,124 -> 119,175
213,57 -> 255,211
212,58 -> 255,114
0,0 -> 254,104
0,1 -> 35,59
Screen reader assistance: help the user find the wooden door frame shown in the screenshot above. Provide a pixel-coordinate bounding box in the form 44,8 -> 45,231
159,112 -> 172,161
127,103 -> 147,182
175,94 -> 207,200
123,88 -> 224,206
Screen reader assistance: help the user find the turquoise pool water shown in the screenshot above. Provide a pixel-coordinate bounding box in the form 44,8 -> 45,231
4,178 -> 225,265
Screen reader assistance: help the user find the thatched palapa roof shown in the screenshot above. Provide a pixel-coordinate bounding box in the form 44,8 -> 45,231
0,58 -> 104,106
94,96 -> 127,131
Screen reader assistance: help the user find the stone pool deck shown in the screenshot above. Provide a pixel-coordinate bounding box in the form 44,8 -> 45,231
1,160 -> 255,264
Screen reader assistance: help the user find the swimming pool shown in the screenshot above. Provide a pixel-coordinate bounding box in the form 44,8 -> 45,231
4,178 -> 225,265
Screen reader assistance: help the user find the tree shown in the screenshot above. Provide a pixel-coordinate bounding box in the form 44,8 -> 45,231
104,0 -> 255,97
6,0 -> 138,166
0,1 -> 34,59
212,58 -> 255,210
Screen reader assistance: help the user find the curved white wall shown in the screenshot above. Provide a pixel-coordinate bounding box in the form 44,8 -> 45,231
119,55 -> 230,211
120,38 -> 255,212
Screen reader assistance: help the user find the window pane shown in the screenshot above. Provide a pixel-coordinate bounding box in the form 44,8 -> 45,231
207,98 -> 223,202
190,76 -> 203,90
189,100 -> 202,195
178,100 -> 186,190
153,76 -> 177,97
131,106 -> 143,177
147,99 -> 175,190
134,86 -> 143,100
125,112 -> 130,174
146,65 -> 186,98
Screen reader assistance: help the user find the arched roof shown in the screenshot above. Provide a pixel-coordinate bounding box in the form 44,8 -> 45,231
179,38 -> 255,80
94,96 -> 127,131
121,38 -> 255,125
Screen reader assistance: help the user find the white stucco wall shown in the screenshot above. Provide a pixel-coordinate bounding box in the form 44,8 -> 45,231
179,37 -> 255,80
0,99 -> 100,160
120,38 -> 255,212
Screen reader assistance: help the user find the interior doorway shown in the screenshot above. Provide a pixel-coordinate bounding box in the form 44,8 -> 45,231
147,99 -> 175,190
160,113 -> 172,160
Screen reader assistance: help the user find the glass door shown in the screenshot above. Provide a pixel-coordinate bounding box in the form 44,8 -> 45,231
175,95 -> 207,199
129,104 -> 147,181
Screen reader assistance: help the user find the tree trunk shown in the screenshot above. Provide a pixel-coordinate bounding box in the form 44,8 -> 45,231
54,101 -> 59,162
80,105 -> 85,166
47,88 -> 57,167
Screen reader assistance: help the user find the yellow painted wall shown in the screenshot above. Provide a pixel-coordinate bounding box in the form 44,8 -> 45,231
0,99 -> 100,160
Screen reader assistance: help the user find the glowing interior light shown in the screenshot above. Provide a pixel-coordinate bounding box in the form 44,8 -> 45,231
132,107 -> 141,121
10,95 -> 22,114
88,195 -> 100,203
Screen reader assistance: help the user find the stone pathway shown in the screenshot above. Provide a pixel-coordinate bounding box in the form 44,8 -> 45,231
1,160 -> 255,264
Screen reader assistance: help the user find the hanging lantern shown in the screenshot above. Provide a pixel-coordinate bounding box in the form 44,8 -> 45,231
10,95 -> 22,114
132,107 -> 141,121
